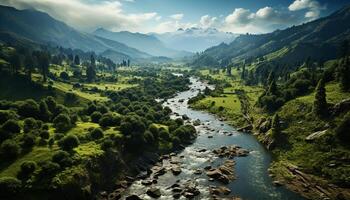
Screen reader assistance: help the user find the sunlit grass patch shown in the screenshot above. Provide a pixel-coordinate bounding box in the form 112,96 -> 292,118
75,142 -> 104,159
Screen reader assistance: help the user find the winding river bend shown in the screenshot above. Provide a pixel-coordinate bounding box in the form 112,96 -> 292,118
123,77 -> 304,200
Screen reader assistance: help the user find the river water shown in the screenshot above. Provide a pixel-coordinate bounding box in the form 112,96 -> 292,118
122,77 -> 304,200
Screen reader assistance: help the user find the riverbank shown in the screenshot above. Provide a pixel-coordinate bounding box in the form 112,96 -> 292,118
119,77 -> 305,200
189,73 -> 350,200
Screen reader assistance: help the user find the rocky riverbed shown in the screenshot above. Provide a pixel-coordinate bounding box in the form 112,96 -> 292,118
104,77 -> 305,200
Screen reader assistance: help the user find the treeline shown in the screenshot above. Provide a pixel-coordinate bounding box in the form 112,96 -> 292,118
0,44 -> 117,82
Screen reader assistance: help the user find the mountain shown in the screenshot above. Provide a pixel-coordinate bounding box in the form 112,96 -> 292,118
192,5 -> 350,67
0,5 -> 151,62
93,28 -> 190,58
152,27 -> 237,53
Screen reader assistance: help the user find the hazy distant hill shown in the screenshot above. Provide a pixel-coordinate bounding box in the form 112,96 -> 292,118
152,27 -> 237,53
192,5 -> 350,67
0,5 -> 151,60
93,28 -> 190,58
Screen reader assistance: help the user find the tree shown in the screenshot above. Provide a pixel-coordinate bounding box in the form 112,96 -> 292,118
17,161 -> 36,180
226,65 -> 232,76
58,135 -> 79,151
241,64 -> 246,80
313,79 -> 328,117
86,65 -> 96,82
271,114 -> 281,138
9,52 -> 21,74
39,100 -> 51,121
90,128 -> 104,140
53,114 -> 72,132
339,40 -> 349,58
37,51 -> 50,82
1,119 -> 21,134
90,54 -> 96,67
24,53 -> 35,80
337,57 -> 350,92
0,177 -> 22,196
74,55 -> 80,66
0,139 -> 20,160
90,111 -> 102,123
336,112 -> 350,143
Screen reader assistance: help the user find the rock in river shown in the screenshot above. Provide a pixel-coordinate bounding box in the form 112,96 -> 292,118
147,187 -> 161,198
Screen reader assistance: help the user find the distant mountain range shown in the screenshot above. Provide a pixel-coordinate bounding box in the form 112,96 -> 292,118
191,5 -> 350,67
0,5 -> 153,63
152,27 -> 237,53
93,28 -> 190,58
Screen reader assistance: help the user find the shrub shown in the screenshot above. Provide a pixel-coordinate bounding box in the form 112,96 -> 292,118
90,111 -> 102,123
60,71 -> 69,80
17,99 -> 40,119
64,93 -> 78,104
53,114 -> 72,132
101,139 -> 113,151
38,161 -> 60,178
1,119 -> 21,134
90,128 -> 104,140
39,130 -> 50,140
99,113 -> 121,127
0,111 -> 17,124
52,150 -> 73,167
0,177 -> 21,196
0,139 -> 20,159
18,161 -> 36,179
23,118 -> 38,133
21,134 -> 36,149
58,135 -> 80,151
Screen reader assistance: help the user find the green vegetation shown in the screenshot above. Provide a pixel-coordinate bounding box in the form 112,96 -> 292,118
0,42 -> 196,199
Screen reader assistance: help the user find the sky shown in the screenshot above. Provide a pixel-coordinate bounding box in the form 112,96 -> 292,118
1,0 -> 349,34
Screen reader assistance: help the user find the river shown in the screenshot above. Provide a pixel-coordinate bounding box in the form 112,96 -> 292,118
122,77 -> 304,200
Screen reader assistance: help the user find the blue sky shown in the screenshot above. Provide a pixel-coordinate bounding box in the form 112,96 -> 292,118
2,0 -> 349,33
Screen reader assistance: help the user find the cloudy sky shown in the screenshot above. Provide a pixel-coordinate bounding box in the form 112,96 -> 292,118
1,0 -> 349,34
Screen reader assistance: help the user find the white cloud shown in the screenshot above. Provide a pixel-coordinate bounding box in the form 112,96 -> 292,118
225,8 -> 254,25
153,20 -> 196,33
288,0 -> 325,19
222,7 -> 301,33
170,13 -> 184,20
199,15 -> 218,29
0,0 -> 158,32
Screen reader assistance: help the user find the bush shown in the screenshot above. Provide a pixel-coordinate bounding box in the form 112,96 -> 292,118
58,135 -> 80,151
90,111 -> 102,123
0,111 -> 17,124
17,99 -> 40,119
39,130 -> 50,140
0,177 -> 21,196
23,118 -> 38,133
101,139 -> 113,151
52,150 -> 73,167
1,119 -> 21,134
60,71 -> 69,80
90,128 -> 104,140
38,161 -> 60,178
99,113 -> 121,127
21,134 -> 36,149
18,161 -> 36,179
159,128 -> 170,141
172,125 -> 196,143
53,114 -> 72,132
0,139 -> 20,159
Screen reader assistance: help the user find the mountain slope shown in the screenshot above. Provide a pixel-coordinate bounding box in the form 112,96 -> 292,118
0,5 -> 150,59
93,28 -> 190,58
192,5 -> 350,67
153,27 -> 237,53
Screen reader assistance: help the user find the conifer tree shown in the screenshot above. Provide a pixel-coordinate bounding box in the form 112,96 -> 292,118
338,57 -> 350,91
271,113 -> 280,138
313,78 -> 328,117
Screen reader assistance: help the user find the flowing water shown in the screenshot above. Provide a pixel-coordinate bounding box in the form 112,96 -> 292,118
122,77 -> 304,200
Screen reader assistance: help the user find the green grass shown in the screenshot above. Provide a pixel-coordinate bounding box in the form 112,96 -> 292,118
75,142 -> 104,159
67,122 -> 99,138
53,81 -> 108,101
0,146 -> 58,178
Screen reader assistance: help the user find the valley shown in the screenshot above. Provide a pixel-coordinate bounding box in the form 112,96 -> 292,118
0,1 -> 350,200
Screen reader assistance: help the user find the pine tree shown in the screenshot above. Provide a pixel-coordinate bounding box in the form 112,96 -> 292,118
338,57 -> 350,91
271,114 -> 280,138
226,65 -> 232,76
24,53 -> 34,80
241,64 -> 246,80
313,78 -> 328,117
74,55 -> 80,66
